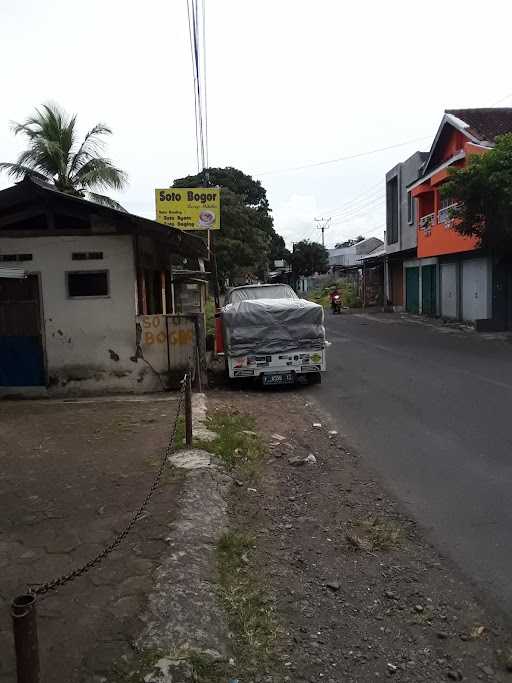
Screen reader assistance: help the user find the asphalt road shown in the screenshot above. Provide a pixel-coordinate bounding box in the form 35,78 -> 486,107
317,311 -> 512,616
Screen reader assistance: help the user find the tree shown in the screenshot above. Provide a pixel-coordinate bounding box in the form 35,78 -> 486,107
290,240 -> 329,278
441,134 -> 512,253
334,235 -> 365,249
173,167 -> 285,285
0,103 -> 127,209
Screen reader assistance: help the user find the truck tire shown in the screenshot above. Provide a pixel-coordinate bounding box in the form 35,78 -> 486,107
308,372 -> 322,385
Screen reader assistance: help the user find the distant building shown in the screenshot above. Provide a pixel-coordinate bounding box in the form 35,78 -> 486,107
329,237 -> 384,270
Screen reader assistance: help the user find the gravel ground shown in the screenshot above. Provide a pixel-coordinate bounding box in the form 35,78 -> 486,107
213,385 -> 512,682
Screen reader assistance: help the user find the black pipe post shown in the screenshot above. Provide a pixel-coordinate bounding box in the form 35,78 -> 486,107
185,369 -> 193,447
11,594 -> 40,683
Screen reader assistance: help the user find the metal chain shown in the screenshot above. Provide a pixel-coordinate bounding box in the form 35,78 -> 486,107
29,373 -> 189,598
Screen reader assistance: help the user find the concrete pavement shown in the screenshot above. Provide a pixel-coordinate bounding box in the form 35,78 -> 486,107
315,311 -> 512,616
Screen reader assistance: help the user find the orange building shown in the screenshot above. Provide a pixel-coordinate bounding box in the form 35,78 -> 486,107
403,108 -> 512,326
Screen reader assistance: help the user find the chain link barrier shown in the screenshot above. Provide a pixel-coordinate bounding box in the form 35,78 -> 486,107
28,372 -> 189,599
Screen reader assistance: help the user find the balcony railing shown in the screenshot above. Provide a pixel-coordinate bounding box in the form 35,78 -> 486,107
419,212 -> 435,231
438,203 -> 460,225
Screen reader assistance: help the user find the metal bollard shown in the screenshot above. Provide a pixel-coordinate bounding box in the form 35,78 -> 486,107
185,370 -> 193,447
11,593 -> 40,683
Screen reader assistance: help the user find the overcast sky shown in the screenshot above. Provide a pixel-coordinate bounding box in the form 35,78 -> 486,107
1,0 -> 512,249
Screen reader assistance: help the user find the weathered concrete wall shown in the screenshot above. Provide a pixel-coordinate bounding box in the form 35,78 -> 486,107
136,314 -> 196,382
0,234 -> 146,394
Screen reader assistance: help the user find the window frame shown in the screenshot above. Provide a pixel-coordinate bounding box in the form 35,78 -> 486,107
66,269 -> 110,299
407,191 -> 415,225
386,175 -> 399,244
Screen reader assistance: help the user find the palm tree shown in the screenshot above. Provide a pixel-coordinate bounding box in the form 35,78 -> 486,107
0,103 -> 128,209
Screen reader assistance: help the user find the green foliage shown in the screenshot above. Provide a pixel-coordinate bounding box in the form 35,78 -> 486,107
290,239 -> 329,278
307,288 -> 331,308
307,281 -> 361,309
173,167 -> 285,286
442,133 -> 512,253
0,103 -> 127,209
198,411 -> 265,477
217,531 -> 279,675
334,235 -> 365,248
340,283 -> 361,308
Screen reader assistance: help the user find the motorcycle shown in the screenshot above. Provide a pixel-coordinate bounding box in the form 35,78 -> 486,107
331,294 -> 342,314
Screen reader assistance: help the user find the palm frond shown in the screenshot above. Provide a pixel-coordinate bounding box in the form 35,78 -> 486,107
86,192 -> 127,211
75,157 -> 128,192
5,103 -> 127,206
0,162 -> 49,181
69,123 -> 112,175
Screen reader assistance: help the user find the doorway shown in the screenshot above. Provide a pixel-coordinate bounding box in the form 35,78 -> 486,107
0,274 -> 45,386
405,267 -> 420,314
421,265 -> 437,316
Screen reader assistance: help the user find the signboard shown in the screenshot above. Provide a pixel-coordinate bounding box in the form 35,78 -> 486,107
155,187 -> 220,231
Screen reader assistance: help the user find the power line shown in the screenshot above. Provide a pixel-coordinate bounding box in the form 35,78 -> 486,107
328,191 -> 385,220
320,179 -> 383,216
186,0 -> 209,174
257,135 -> 431,176
330,195 -> 386,224
489,90 -> 512,107
202,0 -> 209,168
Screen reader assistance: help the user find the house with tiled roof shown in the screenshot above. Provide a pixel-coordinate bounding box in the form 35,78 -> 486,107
386,108 -> 512,327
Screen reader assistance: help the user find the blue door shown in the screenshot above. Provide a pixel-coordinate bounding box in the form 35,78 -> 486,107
0,276 -> 45,386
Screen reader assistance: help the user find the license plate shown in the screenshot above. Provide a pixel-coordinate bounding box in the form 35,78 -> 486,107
262,372 -> 295,385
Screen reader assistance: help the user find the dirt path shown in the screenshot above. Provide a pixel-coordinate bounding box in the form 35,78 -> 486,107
0,395 -> 184,682
213,386 -> 512,682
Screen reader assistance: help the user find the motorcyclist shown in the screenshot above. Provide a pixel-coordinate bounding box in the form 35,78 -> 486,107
330,287 -> 342,312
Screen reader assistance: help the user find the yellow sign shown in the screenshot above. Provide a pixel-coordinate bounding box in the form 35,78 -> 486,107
155,187 -> 221,230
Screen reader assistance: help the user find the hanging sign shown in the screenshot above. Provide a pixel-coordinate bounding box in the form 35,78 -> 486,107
155,188 -> 221,230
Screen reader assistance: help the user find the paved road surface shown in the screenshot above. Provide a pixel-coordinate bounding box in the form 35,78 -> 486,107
317,312 -> 512,615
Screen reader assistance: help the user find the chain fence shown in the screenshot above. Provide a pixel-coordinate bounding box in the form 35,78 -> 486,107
27,371 -> 189,599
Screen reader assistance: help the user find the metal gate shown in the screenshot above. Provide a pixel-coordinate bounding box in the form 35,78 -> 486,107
441,263 -> 457,319
405,267 -> 419,314
0,275 -> 45,386
421,265 -> 437,316
462,258 -> 488,322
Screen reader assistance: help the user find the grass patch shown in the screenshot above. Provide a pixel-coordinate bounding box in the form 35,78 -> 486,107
217,531 -> 279,675
347,516 -> 402,552
198,412 -> 265,475
106,646 -> 230,682
173,409 -> 265,479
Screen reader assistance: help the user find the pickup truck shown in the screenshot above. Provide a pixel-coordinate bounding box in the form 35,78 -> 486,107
221,283 -> 326,386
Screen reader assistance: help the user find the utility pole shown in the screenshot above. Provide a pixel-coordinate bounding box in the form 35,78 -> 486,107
314,217 -> 331,247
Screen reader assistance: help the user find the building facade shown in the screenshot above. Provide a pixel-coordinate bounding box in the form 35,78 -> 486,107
408,108 -> 512,325
0,177 -> 208,395
384,151 -> 428,310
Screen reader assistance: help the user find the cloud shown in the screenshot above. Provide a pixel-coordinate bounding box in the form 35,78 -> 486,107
272,193 -> 321,248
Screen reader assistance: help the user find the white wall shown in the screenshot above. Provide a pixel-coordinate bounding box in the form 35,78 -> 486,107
0,234 -> 147,394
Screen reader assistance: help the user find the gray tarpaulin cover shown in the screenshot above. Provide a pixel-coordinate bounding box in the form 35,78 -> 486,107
222,298 -> 325,357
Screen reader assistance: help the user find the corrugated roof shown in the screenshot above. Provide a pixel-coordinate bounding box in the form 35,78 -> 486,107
0,177 -> 208,259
